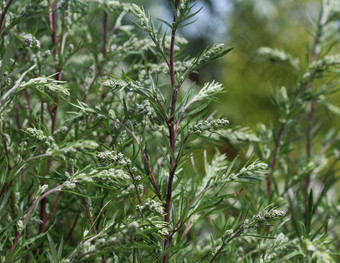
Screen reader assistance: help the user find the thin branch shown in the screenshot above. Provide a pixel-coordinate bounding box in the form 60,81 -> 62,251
0,82 -> 20,108
38,1 -> 61,240
127,166 -> 143,205
82,198 -> 98,235
49,3 -> 58,59
155,96 -> 169,123
209,228 -> 244,263
103,11 -> 108,58
67,234 -> 99,259
10,185 -> 63,253
164,0 -> 180,220
267,124 -> 285,198
82,198 -> 107,263
305,5 -> 325,190
175,98 -> 195,135
114,119 -> 161,200
0,64 -> 36,108
9,193 -> 18,235
0,181 -> 11,199
43,191 -> 62,227
163,1 -> 180,261
60,68 -> 105,142
60,32 -> 69,55
1,121 -> 11,170
64,215 -> 79,245
39,159 -> 53,234
14,103 -> 21,129
24,89 -> 32,112
0,153 -> 52,201
169,186 -> 212,239
0,0 -> 14,32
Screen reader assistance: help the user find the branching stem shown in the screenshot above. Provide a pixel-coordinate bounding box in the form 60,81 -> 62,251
164,1 -> 180,261
10,185 -> 63,253
114,119 -> 161,200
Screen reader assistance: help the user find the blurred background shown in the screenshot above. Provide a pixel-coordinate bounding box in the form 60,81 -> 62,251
140,0 -> 340,129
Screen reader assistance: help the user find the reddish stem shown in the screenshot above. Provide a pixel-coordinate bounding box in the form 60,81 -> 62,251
39,1 -> 61,238
103,11 -> 108,58
82,198 -> 107,263
64,215 -> 79,245
43,191 -> 62,227
169,186 -> 212,240
14,103 -> 21,129
10,185 -> 63,253
24,90 -> 32,112
114,119 -> 161,199
267,124 -> 284,197
163,1 -> 180,261
0,0 -> 14,32
49,4 -> 58,59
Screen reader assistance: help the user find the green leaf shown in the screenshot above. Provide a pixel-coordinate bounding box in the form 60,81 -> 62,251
211,47 -> 233,60
0,39 -> 14,87
186,100 -> 212,117
156,18 -> 173,29
305,189 -> 313,237
47,234 -> 59,263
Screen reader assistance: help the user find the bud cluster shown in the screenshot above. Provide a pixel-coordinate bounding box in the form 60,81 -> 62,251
189,118 -> 229,135
301,54 -> 340,85
23,33 -> 41,49
219,127 -> 260,144
196,43 -> 225,66
92,222 -> 140,252
20,77 -> 69,97
136,60 -> 192,85
222,161 -> 267,182
262,233 -> 292,262
257,47 -> 300,70
135,100 -> 161,125
97,150 -> 131,166
179,0 -> 196,11
193,81 -> 224,102
252,209 -> 286,223
111,37 -> 154,54
90,168 -> 130,181
130,4 -> 150,32
58,140 -> 99,155
26,128 -> 56,148
136,198 -> 165,215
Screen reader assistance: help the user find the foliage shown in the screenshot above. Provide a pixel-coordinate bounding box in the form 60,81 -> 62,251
0,0 -> 339,262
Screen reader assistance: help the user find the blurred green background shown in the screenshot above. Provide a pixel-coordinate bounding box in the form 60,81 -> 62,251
141,0 -> 340,129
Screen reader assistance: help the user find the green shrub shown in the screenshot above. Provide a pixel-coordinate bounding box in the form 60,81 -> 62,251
0,0 -> 339,262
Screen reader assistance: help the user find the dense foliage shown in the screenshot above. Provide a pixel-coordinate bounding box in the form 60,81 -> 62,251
0,0 -> 339,262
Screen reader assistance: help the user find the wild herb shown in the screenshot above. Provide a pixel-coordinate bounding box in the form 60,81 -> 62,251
0,0 -> 339,262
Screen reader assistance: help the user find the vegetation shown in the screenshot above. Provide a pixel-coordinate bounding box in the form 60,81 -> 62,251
0,0 -> 339,262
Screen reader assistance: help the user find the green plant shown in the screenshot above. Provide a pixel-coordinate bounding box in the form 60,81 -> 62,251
0,0 -> 339,262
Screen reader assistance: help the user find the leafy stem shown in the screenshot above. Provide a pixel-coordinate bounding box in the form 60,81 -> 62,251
114,119 -> 161,200
163,0 -> 180,261
267,123 -> 285,198
9,184 -> 64,254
